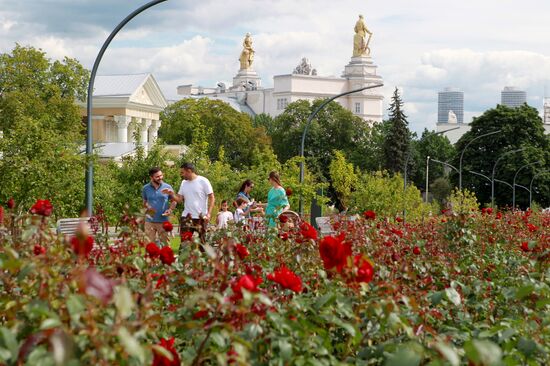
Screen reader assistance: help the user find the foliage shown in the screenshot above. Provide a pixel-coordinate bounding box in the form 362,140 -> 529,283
430,177 -> 452,204
451,104 -> 550,208
158,98 -> 271,168
382,88 -> 411,174
1,199 -> 548,365
349,171 -> 438,220
448,188 -> 480,215
329,150 -> 358,211
0,45 -> 90,218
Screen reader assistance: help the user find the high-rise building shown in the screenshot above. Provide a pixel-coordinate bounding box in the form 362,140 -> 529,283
501,86 -> 526,108
544,98 -> 550,125
438,87 -> 464,124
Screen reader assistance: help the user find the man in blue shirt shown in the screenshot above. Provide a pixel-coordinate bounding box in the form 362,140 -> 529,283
142,167 -> 175,245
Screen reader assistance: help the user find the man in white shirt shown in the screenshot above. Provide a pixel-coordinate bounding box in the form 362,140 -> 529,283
163,162 -> 215,246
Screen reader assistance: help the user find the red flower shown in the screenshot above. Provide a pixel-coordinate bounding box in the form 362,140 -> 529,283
70,235 -> 94,257
162,221 -> 173,232
33,244 -> 46,256
363,210 -> 376,220
30,199 -> 53,216
319,233 -> 352,272
79,268 -> 114,304
395,217 -> 403,223
496,212 -> 502,219
390,228 -> 403,237
152,337 -> 180,366
300,222 -> 318,240
527,223 -> 538,232
413,246 -> 421,255
481,207 -> 493,215
520,242 -> 530,252
285,187 -> 293,196
146,242 -> 161,258
181,231 -> 193,241
159,246 -> 175,265
231,274 -> 262,299
0,205 -> 4,225
267,264 -> 303,293
234,244 -> 249,259
350,254 -> 375,283
279,232 -> 289,241
192,309 -> 209,320
279,215 -> 289,223
7,198 -> 15,209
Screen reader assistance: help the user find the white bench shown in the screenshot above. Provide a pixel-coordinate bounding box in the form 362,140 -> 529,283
315,216 -> 335,236
56,217 -> 91,236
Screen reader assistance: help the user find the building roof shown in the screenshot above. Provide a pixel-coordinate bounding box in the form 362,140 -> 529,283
94,74 -> 150,97
169,95 -> 256,117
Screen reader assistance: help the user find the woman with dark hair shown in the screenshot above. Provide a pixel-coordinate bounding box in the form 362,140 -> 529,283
235,179 -> 263,215
265,171 -> 290,228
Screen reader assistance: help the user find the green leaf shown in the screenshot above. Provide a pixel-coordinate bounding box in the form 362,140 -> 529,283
114,286 -> 135,320
278,339 -> 292,360
464,340 -> 502,366
515,285 -> 534,300
435,342 -> 459,366
66,295 -> 85,324
445,288 -> 461,306
430,291 -> 443,306
517,337 -> 537,357
40,318 -> 61,330
385,347 -> 421,366
0,327 -> 18,362
117,327 -> 145,363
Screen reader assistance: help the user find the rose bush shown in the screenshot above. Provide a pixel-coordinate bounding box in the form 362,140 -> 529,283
0,199 -> 548,365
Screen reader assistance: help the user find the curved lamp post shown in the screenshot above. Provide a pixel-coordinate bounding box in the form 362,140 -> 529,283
491,147 -> 526,207
429,158 -> 459,174
529,169 -> 549,208
85,0 -> 168,215
458,130 -> 501,190
298,82 -> 384,215
512,160 -> 543,208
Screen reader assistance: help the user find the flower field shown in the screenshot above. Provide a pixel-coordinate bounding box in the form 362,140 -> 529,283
0,202 -> 549,365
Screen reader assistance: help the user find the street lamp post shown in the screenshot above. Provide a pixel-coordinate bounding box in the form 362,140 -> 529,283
529,170 -> 549,207
512,161 -> 543,208
459,130 -> 501,191
298,82 -> 384,215
429,158 -> 459,174
491,147 -> 526,207
85,0 -> 168,215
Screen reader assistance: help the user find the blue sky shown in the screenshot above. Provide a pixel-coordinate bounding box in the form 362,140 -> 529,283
1,0 -> 550,132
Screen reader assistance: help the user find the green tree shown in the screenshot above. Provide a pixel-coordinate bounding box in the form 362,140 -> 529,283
411,129 -> 456,190
430,177 -> 452,204
451,104 -> 550,208
382,88 -> 411,174
0,45 -> 89,217
329,150 -> 358,211
158,98 -> 270,168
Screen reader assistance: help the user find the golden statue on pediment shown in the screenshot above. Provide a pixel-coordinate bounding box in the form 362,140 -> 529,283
353,15 -> 372,57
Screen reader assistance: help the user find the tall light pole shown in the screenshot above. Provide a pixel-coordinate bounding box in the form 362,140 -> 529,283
423,127 -> 459,203
491,147 -> 526,207
529,170 -> 549,208
85,0 -> 168,215
513,161 -> 543,208
459,130 -> 501,190
429,158 -> 459,175
298,82 -> 384,215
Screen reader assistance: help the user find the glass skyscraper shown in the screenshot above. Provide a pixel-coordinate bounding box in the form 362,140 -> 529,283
438,87 -> 464,124
501,86 -> 526,108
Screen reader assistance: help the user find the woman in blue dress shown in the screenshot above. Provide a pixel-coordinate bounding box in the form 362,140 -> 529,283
265,171 -> 290,228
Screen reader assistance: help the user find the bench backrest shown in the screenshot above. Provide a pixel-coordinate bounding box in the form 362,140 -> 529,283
57,217 -> 91,236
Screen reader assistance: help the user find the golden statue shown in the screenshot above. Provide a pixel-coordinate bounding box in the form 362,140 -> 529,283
353,15 -> 372,57
239,33 -> 255,70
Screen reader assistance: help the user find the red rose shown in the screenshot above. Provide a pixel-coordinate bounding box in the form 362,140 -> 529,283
231,274 -> 262,300
495,212 -> 502,219
391,228 -> 403,237
146,242 -> 161,258
159,246 -> 175,265
279,232 -> 289,241
181,231 -> 193,242
267,264 -> 303,293
300,222 -> 318,241
152,337 -> 180,366
319,233 -> 352,272
279,214 -> 289,223
70,235 -> 94,257
395,217 -> 403,223
192,309 -> 209,320
413,246 -> 421,255
7,198 -> 15,209
30,199 -> 53,216
162,221 -> 173,232
33,244 -> 46,256
285,187 -> 293,196
350,254 -> 375,283
527,223 -> 538,232
0,205 -> 4,225
234,244 -> 249,259
363,210 -> 376,220
520,242 -> 530,252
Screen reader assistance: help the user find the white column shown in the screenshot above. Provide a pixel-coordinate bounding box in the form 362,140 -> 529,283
114,115 -> 131,143
141,118 -> 152,145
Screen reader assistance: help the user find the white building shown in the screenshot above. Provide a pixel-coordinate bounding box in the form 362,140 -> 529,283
176,48 -> 384,123
544,98 -> 550,134
79,73 -> 168,161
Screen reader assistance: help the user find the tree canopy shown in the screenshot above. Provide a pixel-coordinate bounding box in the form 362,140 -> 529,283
382,88 -> 411,174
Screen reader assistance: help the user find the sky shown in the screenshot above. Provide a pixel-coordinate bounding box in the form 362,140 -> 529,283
1,0 -> 550,132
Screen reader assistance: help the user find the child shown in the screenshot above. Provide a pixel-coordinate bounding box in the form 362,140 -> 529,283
234,198 -> 247,224
216,200 -> 234,229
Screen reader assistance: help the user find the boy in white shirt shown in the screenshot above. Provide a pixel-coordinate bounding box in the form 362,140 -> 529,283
233,198 -> 247,224
217,200 -> 234,229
